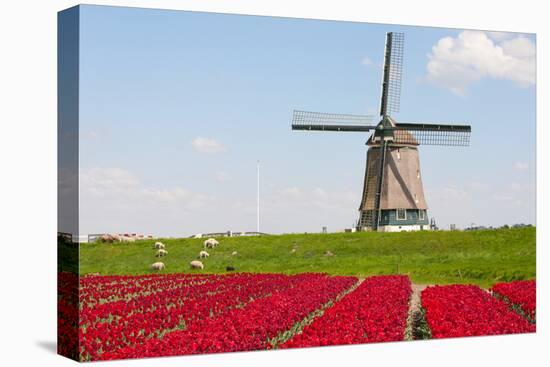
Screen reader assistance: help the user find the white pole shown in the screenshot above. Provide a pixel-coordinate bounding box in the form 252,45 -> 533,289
257,160 -> 260,233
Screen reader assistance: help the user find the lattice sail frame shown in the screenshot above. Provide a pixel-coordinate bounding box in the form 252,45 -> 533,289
393,123 -> 471,146
380,32 -> 404,117
292,110 -> 375,126
291,110 -> 376,132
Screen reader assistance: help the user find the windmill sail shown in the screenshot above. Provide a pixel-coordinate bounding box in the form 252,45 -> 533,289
393,122 -> 471,146
291,110 -> 376,132
379,32 -> 404,117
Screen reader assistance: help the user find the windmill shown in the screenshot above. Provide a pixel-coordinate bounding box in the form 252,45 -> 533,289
291,32 -> 471,232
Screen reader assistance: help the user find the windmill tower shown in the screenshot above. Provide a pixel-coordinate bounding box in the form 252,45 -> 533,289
291,32 -> 471,232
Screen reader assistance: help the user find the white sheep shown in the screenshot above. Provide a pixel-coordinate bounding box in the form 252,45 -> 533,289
203,238 -> 219,249
154,241 -> 165,249
199,250 -> 209,259
190,260 -> 204,270
156,249 -> 168,257
121,236 -> 136,242
151,262 -> 165,271
231,251 -> 238,256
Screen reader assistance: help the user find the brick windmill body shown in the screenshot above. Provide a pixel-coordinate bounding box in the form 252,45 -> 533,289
291,32 -> 471,232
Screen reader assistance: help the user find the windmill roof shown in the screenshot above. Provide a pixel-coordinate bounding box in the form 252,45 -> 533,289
367,116 -> 419,147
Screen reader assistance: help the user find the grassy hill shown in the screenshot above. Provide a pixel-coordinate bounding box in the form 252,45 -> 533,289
78,227 -> 535,287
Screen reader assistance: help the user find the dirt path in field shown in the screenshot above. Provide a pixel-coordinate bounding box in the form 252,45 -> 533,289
406,283 -> 430,340
410,284 -> 428,311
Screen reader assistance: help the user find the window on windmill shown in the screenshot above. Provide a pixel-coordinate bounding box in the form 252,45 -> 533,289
417,169 -> 420,179
414,193 -> 419,203
397,209 -> 406,220
419,210 -> 425,220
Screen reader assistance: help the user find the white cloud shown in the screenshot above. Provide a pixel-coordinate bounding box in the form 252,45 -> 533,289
191,137 -> 225,154
260,186 -> 359,232
215,171 -> 231,182
80,167 -> 212,207
492,194 -> 514,201
426,31 -> 535,95
441,186 -> 469,199
486,31 -> 516,42
279,187 -> 300,196
80,167 -> 216,236
361,56 -> 373,66
273,186 -> 358,211
465,181 -> 489,191
513,161 -> 529,171
84,130 -> 100,139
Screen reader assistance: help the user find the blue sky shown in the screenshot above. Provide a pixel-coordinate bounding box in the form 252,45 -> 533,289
77,5 -> 536,236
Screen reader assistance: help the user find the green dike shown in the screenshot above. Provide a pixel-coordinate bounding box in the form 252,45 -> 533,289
78,227 -> 535,287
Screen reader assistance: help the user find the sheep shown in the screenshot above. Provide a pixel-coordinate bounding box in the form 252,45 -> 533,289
290,248 -> 297,253
156,249 -> 168,257
120,236 -> 136,242
199,250 -> 209,259
324,250 -> 334,257
190,260 -> 204,270
151,262 -> 165,271
231,251 -> 238,256
226,266 -> 236,272
203,238 -> 219,249
154,241 -> 165,249
99,234 -> 114,243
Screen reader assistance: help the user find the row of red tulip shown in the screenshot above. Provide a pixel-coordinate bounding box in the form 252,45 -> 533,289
100,274 -> 357,360
79,273 -> 331,360
491,280 -> 536,321
79,273 -> 212,307
280,275 -> 412,348
421,284 -> 535,339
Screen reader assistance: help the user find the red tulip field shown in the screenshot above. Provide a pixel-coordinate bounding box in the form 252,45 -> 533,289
421,283 -> 535,338
492,280 -> 536,322
57,273 -> 536,361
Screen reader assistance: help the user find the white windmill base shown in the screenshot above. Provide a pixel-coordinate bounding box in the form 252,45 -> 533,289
377,224 -> 431,232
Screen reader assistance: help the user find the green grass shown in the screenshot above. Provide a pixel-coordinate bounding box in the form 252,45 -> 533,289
78,227 -> 535,287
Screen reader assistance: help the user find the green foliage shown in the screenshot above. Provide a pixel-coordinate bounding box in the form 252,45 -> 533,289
79,227 -> 535,287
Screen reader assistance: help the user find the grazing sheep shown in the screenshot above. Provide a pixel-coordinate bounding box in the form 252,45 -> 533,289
231,251 -> 238,256
203,238 -> 219,249
121,236 -> 136,242
99,234 -> 114,243
226,266 -> 235,272
156,249 -> 168,257
151,262 -> 165,271
199,250 -> 209,259
190,260 -> 204,270
291,248 -> 297,253
154,241 -> 165,249
324,250 -> 334,257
